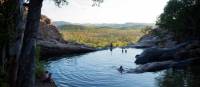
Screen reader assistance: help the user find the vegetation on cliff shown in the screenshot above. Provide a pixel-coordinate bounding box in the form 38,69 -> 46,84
60,24 -> 150,48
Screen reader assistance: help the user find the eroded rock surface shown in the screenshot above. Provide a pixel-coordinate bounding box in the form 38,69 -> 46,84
37,15 -> 96,58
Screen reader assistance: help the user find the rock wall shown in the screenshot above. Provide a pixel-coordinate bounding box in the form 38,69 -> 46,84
37,15 -> 96,58
38,15 -> 65,43
133,28 -> 177,48
130,28 -> 200,73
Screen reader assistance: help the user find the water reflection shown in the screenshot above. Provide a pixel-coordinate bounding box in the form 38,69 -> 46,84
46,48 -> 162,87
45,48 -> 200,87
156,66 -> 200,87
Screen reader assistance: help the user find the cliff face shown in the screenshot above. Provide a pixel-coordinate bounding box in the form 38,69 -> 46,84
37,15 -> 96,58
133,28 -> 177,48
38,15 -> 65,43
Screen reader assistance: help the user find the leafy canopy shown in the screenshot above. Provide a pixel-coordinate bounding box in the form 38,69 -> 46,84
156,0 -> 200,39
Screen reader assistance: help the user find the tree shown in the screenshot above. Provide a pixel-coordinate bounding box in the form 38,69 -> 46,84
156,0 -> 200,40
0,0 -> 25,87
0,0 -> 103,87
16,0 -> 44,86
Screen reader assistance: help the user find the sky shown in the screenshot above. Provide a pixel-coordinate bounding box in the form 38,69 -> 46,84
42,0 -> 169,24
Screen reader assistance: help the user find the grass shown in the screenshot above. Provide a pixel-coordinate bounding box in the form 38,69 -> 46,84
61,26 -> 145,48
35,46 -> 45,78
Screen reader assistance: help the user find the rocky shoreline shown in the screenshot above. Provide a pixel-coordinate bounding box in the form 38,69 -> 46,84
38,40 -> 96,58
128,28 -> 200,73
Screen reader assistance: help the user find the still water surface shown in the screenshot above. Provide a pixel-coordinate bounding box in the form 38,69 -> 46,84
46,48 -> 163,87
46,48 -> 200,87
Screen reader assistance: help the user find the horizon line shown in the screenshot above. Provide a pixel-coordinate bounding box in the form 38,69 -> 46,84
52,21 -> 156,24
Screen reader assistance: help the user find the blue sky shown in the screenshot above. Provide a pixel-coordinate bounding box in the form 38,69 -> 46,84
42,0 -> 169,24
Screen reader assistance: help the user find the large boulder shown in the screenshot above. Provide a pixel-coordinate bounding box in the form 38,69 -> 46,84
135,47 -> 174,64
132,34 -> 160,48
128,58 -> 196,73
132,41 -> 200,73
174,41 -> 200,64
128,60 -> 176,73
133,28 -> 177,48
135,42 -> 189,64
38,15 -> 65,43
38,40 -> 96,58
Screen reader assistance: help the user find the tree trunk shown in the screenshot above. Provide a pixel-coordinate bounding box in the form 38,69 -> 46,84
0,0 -> 25,87
7,0 -> 25,86
16,0 -> 43,87
0,43 -> 6,71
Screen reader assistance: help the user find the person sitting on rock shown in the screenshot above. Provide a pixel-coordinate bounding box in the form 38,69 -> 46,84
42,71 -> 52,83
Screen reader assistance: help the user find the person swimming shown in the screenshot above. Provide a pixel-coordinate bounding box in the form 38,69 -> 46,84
118,66 -> 124,73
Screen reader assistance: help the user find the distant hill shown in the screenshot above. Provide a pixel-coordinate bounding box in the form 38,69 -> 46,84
53,21 -> 155,30
52,21 -> 71,27
93,23 -> 155,29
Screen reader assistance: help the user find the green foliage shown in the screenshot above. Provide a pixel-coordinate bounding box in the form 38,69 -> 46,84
61,25 -> 144,48
141,26 -> 153,35
35,46 -> 45,78
156,0 -> 200,39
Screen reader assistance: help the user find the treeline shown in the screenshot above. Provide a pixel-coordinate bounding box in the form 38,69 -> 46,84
60,25 -> 147,48
58,23 -> 153,31
156,0 -> 200,40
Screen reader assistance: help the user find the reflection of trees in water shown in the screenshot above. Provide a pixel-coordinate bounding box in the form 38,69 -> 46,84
156,67 -> 200,87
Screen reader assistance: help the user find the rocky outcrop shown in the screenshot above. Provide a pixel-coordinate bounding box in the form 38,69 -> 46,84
38,41 -> 96,58
135,42 -> 189,64
132,34 -> 160,48
131,41 -> 200,73
132,28 -> 177,48
130,27 -> 200,73
128,58 -> 197,73
38,15 -> 65,43
128,60 -> 176,73
37,15 -> 96,58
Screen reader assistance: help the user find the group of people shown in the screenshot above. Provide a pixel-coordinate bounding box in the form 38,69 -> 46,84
121,48 -> 127,53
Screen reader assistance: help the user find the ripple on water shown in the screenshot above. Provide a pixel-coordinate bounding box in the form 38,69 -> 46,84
46,48 -> 161,87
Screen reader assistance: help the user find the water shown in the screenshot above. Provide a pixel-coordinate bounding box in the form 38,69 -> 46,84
45,48 -> 200,87
45,48 -> 161,87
